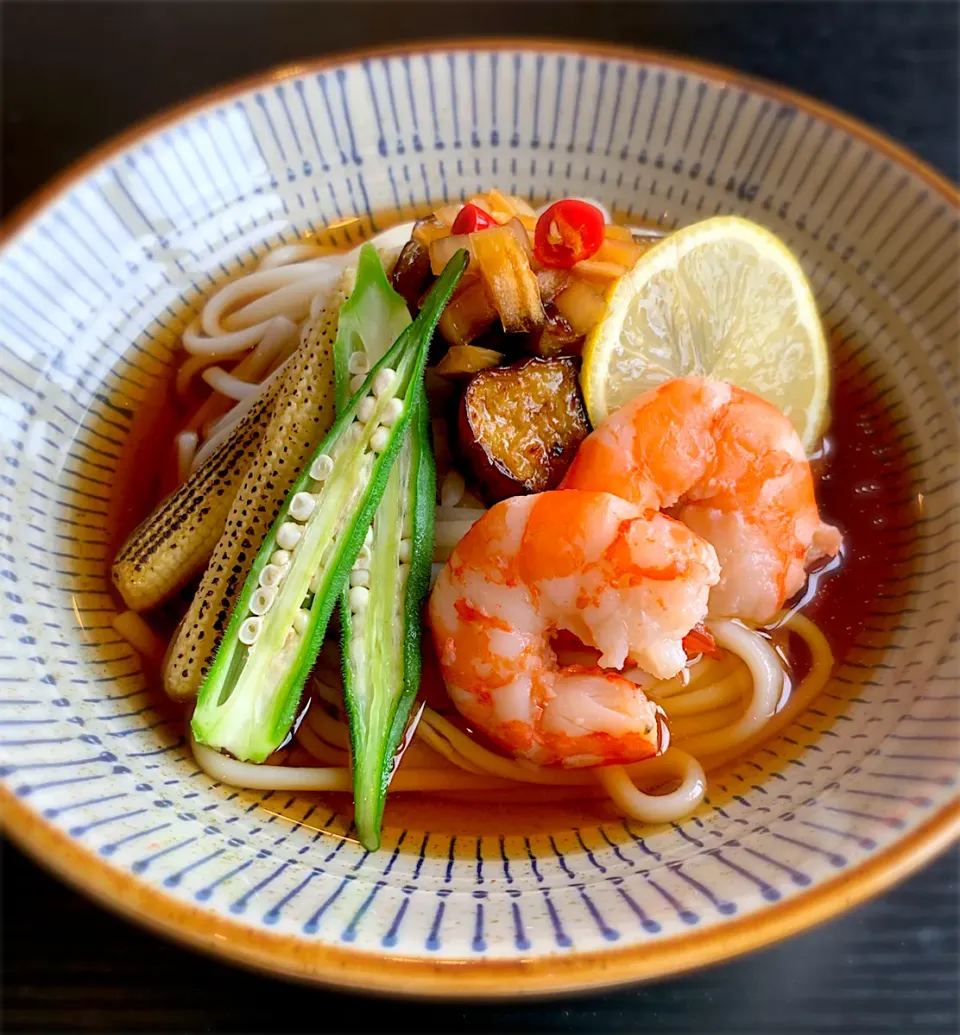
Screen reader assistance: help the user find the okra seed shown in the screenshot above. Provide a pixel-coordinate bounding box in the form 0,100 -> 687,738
364,527 -> 374,547
310,454 -> 334,482
398,561 -> 411,581
370,427 -> 390,453
440,469 -> 466,508
276,522 -> 302,551
348,585 -> 369,612
238,617 -> 262,646
380,398 -> 404,426
293,609 -> 311,635
356,396 -> 377,423
398,537 -> 412,563
347,351 -> 370,376
270,549 -> 291,567
349,373 -> 366,394
372,367 -> 396,398
289,492 -> 317,522
250,586 -> 276,616
354,544 -> 372,567
259,564 -> 283,588
350,568 -> 370,588
350,421 -> 365,442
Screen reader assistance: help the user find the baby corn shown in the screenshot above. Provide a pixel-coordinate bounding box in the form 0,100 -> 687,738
111,386 -> 278,612
163,283 -> 346,700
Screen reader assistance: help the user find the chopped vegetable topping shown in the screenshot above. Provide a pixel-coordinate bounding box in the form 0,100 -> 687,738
471,225 -> 544,333
451,202 -> 496,235
534,199 -> 606,269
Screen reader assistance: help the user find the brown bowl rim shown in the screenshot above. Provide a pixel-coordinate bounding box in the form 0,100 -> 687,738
1,39 -> 958,997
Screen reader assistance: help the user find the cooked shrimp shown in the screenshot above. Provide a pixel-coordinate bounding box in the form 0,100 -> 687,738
427,490 -> 721,767
562,376 -> 841,622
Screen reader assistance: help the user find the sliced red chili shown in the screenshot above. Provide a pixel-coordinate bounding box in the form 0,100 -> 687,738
533,199 -> 606,269
682,623 -> 722,660
451,203 -> 496,235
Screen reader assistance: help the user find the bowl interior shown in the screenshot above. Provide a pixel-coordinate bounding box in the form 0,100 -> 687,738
0,44 -> 958,991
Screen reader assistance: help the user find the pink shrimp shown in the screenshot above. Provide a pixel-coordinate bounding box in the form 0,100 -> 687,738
427,490 -> 721,767
562,376 -> 842,622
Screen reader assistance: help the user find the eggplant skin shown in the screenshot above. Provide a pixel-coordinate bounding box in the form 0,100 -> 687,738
457,356 -> 590,504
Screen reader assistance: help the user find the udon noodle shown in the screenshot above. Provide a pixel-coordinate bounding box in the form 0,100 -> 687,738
111,210 -> 837,831
122,605 -> 830,824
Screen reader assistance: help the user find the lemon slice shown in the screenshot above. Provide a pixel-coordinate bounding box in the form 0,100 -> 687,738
580,216 -> 829,450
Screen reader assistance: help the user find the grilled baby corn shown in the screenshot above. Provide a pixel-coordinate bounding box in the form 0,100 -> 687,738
162,281 -> 347,700
111,387 -> 278,612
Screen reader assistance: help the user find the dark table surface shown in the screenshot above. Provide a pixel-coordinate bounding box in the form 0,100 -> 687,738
2,2 -> 958,1032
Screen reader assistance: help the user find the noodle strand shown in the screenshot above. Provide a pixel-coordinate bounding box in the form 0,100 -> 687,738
182,316 -> 270,358
654,667 -> 749,717
191,734 -> 520,792
181,617 -> 833,825
699,614 -> 833,771
175,431 -> 198,485
201,366 -> 259,401
258,243 -> 336,270
597,751 -> 706,824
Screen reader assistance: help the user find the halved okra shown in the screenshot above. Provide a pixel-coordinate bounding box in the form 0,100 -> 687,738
331,247 -> 436,850
191,247 -> 467,763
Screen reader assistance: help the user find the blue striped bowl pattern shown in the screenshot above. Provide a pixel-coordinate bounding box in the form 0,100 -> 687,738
0,44 -> 957,991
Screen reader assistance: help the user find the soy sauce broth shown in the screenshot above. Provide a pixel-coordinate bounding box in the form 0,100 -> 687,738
99,216 -> 919,839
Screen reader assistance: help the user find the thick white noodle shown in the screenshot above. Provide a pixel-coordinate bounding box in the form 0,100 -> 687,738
176,316 -> 297,401
341,221 -> 416,263
187,620 -> 790,826
180,227 -> 416,468
220,273 -> 344,333
597,750 -> 706,824
188,357 -> 292,474
190,734 -> 518,792
434,506 -> 487,523
113,611 -> 166,666
200,262 -> 339,336
237,315 -> 298,382
304,704 -> 351,750
180,225 -> 415,392
439,469 -> 466,508
258,243 -> 334,270
175,352 -> 230,398
182,316 -> 271,358
673,620 -> 783,757
669,701 -> 744,741
201,366 -> 259,401
196,222 -> 415,341
434,521 -> 481,558
206,352 -> 292,437
654,666 -> 749,717
294,721 -> 350,765
175,431 -> 198,485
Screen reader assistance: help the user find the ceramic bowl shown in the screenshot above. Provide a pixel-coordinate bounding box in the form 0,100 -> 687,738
1,41 -> 958,996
